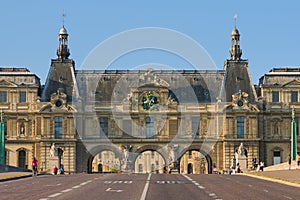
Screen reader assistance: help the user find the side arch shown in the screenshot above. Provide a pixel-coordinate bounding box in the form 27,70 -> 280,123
87,144 -> 123,173
178,144 -> 213,174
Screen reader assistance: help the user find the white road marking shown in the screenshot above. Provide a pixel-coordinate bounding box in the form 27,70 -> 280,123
39,198 -> 48,200
48,193 -> 62,198
283,195 -> 292,199
105,188 -> 123,192
263,189 -> 269,193
61,188 -> 72,193
248,184 -> 253,187
72,185 -> 81,189
198,185 -> 205,189
104,181 -> 112,184
140,173 -> 152,200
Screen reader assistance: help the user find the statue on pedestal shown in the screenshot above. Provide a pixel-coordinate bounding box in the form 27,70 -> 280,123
50,143 -> 58,157
120,145 -> 133,171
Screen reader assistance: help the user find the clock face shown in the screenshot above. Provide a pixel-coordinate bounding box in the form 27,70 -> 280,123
141,92 -> 159,111
237,100 -> 244,107
55,100 -> 62,107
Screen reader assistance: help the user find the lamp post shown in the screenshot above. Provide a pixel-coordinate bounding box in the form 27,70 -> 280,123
291,106 -> 297,160
0,109 -> 5,165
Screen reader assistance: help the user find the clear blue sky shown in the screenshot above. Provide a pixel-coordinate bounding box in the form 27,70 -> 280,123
0,0 -> 299,84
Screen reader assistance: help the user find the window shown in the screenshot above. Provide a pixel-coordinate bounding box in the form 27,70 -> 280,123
237,116 -> 244,138
54,117 -> 63,138
192,117 -> 200,138
272,91 -> 279,102
100,117 -> 108,138
146,117 -> 154,138
0,91 -> 7,103
189,150 -> 192,159
138,164 -> 143,173
291,91 -> 298,102
151,164 -> 155,172
19,91 -> 26,103
151,151 -> 155,159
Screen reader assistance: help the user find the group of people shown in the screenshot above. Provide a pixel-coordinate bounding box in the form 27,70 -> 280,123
53,165 -> 64,175
31,157 -> 64,176
252,158 -> 264,171
288,153 -> 300,170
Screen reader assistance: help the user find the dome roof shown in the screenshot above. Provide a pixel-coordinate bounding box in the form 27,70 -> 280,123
231,27 -> 240,36
59,26 -> 68,35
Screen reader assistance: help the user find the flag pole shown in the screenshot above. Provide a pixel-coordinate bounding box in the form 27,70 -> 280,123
291,106 -> 297,160
0,109 -> 5,165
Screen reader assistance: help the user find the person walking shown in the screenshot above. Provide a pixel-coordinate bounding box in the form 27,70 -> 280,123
288,154 -> 291,170
296,153 -> 300,169
32,157 -> 38,176
53,166 -> 58,175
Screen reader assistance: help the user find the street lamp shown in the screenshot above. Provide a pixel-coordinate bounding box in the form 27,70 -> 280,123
291,106 -> 297,160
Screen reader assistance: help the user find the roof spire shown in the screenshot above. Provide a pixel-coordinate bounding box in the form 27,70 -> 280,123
56,11 -> 70,60
62,10 -> 66,27
229,14 -> 242,61
234,14 -> 237,28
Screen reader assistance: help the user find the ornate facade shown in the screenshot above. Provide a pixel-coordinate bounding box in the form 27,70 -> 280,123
1,25 -> 299,174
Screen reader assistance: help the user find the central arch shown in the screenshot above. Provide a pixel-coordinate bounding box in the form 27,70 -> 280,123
134,145 -> 167,173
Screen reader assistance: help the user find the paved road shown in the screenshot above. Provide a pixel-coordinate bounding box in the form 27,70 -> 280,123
1,173 -> 300,200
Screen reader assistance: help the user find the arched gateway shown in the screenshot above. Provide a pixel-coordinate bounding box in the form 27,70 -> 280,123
86,144 -> 213,174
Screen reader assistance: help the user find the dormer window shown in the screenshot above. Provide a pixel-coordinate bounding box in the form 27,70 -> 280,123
272,91 -> 279,102
0,91 -> 7,103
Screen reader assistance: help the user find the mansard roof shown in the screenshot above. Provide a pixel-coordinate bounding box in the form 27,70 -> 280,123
75,69 -> 225,103
259,67 -> 300,86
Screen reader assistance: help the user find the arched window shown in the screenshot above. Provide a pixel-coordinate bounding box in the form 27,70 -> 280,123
18,150 -> 26,169
146,117 -> 154,138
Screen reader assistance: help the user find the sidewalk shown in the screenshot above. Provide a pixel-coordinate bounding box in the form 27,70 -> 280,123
244,169 -> 300,187
0,172 -> 33,182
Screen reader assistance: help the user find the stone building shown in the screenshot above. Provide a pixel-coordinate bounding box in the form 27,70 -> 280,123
1,24 -> 299,174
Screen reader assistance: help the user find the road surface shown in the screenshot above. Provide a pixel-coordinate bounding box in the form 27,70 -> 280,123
1,173 -> 300,200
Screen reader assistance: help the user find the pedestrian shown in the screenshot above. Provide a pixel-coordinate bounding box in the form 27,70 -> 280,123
297,153 -> 300,169
32,157 -> 38,176
59,167 -> 64,175
258,161 -> 264,172
288,154 -> 291,170
53,165 -> 58,175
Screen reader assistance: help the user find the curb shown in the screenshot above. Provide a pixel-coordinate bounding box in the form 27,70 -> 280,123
0,174 -> 33,182
240,173 -> 300,188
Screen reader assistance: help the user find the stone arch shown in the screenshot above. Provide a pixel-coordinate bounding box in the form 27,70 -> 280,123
178,144 -> 213,174
133,145 -> 167,173
87,145 -> 122,173
134,145 -> 167,165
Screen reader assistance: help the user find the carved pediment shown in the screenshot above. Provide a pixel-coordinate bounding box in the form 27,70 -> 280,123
225,90 -> 260,112
131,68 -> 169,88
282,79 -> 300,87
0,79 -> 17,87
40,89 -> 76,113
